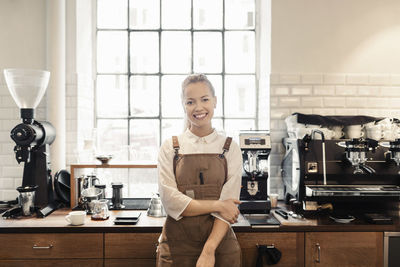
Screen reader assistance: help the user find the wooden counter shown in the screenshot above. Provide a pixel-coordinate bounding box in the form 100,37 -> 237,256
0,207 -> 397,267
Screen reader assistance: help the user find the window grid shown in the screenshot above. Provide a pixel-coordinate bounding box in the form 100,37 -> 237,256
96,0 -> 257,158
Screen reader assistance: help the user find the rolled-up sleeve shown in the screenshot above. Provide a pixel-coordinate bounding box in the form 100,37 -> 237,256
158,139 -> 192,221
211,140 -> 243,225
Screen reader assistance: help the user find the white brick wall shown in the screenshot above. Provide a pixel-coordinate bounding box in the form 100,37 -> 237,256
269,73 -> 400,197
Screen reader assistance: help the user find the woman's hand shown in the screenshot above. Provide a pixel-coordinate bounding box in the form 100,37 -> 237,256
196,248 -> 215,267
216,199 -> 241,224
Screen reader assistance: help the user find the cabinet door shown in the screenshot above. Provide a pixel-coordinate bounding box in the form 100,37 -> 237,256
236,232 -> 304,267
105,233 -> 160,259
305,232 -> 383,267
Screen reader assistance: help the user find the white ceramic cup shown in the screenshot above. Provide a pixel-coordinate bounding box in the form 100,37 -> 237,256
366,129 -> 382,141
65,211 -> 86,225
294,127 -> 312,139
329,126 -> 344,139
344,125 -> 364,139
269,193 -> 279,209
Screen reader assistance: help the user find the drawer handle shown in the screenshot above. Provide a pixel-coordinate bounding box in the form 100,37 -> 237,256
33,244 -> 53,249
315,243 -> 321,263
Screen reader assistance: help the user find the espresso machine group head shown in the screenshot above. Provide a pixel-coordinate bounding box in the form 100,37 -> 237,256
239,130 -> 272,214
3,69 -> 57,218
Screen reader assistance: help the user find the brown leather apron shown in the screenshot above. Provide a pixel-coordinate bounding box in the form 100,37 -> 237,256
157,136 -> 241,267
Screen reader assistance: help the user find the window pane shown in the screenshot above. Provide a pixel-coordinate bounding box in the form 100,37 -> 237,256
161,0 -> 191,29
225,119 -> 255,137
97,31 -> 127,73
194,32 -> 222,73
97,75 -> 128,118
128,168 -> 158,198
193,0 -> 222,29
206,75 -> 222,117
129,119 -> 160,162
97,0 -> 127,29
162,119 -> 184,142
225,0 -> 255,29
97,119 -> 128,157
130,76 -> 159,116
161,75 -> 186,117
130,32 -> 159,73
161,32 -> 191,73
225,75 -> 256,117
225,31 -> 255,73
129,0 -> 160,29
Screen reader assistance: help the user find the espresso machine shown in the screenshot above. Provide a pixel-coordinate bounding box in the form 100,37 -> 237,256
2,69 -> 58,218
282,115 -> 400,216
239,131 -> 272,214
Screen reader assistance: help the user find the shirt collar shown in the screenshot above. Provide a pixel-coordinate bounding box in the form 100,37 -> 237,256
184,128 -> 218,144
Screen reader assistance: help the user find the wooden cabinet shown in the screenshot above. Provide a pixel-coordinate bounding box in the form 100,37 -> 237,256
237,232 -> 304,267
105,233 -> 159,267
305,232 -> 383,267
0,233 -> 103,259
0,259 -> 103,267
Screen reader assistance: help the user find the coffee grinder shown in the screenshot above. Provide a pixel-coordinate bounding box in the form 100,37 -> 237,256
2,69 -> 57,218
239,130 -> 272,214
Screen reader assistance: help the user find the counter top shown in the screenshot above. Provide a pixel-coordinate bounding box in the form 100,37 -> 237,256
1,208 -> 399,233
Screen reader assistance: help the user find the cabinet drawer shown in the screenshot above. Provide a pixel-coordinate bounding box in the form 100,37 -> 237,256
0,259 -> 103,267
105,233 -> 159,259
0,233 -> 103,259
237,232 -> 304,267
105,259 -> 156,267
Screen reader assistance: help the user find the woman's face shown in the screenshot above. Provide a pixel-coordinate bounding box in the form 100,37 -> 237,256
182,82 -> 216,134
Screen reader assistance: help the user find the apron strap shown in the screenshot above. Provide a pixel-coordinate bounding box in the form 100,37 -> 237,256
220,137 -> 232,183
172,136 -> 180,176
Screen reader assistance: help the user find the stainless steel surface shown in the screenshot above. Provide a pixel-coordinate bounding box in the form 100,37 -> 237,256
147,194 -> 166,217
305,185 -> 400,197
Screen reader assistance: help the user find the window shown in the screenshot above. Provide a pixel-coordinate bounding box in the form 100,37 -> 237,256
95,0 -> 268,162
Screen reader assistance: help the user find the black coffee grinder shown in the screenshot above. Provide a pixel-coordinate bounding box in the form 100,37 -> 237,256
2,69 -> 57,218
238,130 -> 272,214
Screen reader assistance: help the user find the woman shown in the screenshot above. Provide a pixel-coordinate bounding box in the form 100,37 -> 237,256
157,74 -> 243,267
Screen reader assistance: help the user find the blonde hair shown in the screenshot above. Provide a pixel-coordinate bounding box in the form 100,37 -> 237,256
181,74 -> 216,131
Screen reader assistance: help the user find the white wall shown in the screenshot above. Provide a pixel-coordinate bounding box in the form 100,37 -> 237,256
0,0 -> 47,201
272,0 -> 400,74
269,0 -> 400,196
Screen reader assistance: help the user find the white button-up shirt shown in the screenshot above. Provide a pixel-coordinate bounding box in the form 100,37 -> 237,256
158,129 -> 243,225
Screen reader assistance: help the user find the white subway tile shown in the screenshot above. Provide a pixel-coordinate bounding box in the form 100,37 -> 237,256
335,109 -> 358,115
369,74 -> 390,85
290,108 -> 313,114
324,74 -> 346,84
301,97 -> 323,107
361,109 -> 386,117
388,98 -> 400,107
0,108 -> 15,119
279,97 -> 301,107
0,155 -> 16,165
270,97 -> 278,108
0,178 -> 15,189
345,97 -> 369,108
380,87 -> 400,96
3,190 -> 18,201
301,74 -> 323,84
291,86 -> 312,95
390,75 -> 400,85
279,74 -> 301,84
323,97 -> 346,107
366,98 -> 390,108
14,178 -> 22,188
346,74 -> 369,85
271,86 -> 290,96
66,72 -> 78,85
1,120 -> 20,131
2,166 -> 23,178
270,109 -> 291,119
312,108 -> 336,115
271,143 -> 285,154
335,85 -> 358,95
270,74 -> 280,85
313,85 -> 335,95
357,86 -> 380,96
270,131 -> 287,143
0,143 -> 15,154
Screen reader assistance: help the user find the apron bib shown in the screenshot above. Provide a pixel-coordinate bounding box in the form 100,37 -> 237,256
157,136 -> 241,267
